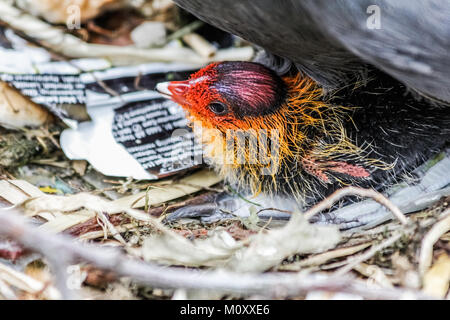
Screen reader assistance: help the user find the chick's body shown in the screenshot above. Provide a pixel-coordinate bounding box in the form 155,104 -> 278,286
157,62 -> 450,205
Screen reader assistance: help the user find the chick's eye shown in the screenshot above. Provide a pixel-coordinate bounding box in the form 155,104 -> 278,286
208,102 -> 228,115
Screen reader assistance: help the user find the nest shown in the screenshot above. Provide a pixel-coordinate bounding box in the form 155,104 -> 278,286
0,0 -> 448,301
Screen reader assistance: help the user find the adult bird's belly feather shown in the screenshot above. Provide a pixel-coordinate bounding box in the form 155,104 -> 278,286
174,0 -> 450,103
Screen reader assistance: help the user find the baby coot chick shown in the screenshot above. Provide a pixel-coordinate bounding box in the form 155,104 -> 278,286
157,61 -> 450,206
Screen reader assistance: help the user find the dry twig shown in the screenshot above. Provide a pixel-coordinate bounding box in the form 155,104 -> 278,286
334,229 -> 412,276
304,186 -> 408,225
279,242 -> 373,271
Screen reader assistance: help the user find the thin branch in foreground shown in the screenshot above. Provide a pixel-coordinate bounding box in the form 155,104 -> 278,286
0,208 -> 433,300
304,186 -> 408,225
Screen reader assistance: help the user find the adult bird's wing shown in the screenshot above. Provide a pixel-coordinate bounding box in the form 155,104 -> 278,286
174,0 -> 450,103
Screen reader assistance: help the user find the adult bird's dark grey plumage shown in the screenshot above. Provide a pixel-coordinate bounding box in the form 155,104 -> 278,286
174,0 -> 450,103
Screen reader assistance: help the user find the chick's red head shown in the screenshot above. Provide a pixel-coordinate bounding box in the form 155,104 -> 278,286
156,61 -> 287,130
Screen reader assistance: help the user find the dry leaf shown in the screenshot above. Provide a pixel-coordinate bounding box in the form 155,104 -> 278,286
227,213 -> 341,272
72,160 -> 88,176
2,170 -> 219,236
0,82 -> 52,129
142,230 -> 242,267
0,179 -> 59,221
142,213 -> 341,272
419,214 -> 450,276
0,180 -> 43,205
20,192 -> 154,233
422,253 -> 450,298
114,169 -> 222,209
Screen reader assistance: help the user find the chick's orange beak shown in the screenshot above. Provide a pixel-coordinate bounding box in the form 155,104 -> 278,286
156,80 -> 191,106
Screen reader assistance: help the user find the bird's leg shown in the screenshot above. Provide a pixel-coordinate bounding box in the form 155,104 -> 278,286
163,192 -> 235,223
163,191 -> 295,224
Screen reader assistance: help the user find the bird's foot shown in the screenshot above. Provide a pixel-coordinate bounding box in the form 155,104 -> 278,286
163,192 -> 236,224
163,192 -> 294,224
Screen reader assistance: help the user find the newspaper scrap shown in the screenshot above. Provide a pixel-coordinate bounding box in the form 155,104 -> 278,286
0,26 -> 206,179
61,63 -> 204,179
0,74 -> 85,105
